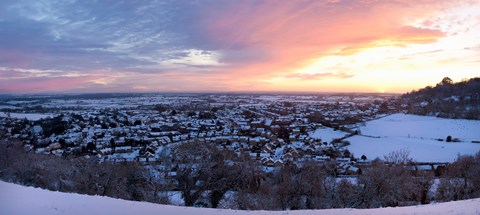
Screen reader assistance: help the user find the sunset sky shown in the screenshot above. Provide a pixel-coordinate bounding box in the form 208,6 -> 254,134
1,0 -> 479,94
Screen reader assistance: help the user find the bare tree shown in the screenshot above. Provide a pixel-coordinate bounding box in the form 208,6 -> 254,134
357,163 -> 414,208
436,152 -> 480,201
172,141 -> 234,207
411,171 -> 434,204
233,154 -> 268,210
297,161 -> 328,209
275,164 -> 301,210
334,179 -> 358,208
383,148 -> 412,165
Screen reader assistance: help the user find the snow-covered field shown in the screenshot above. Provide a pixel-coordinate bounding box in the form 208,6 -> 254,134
0,112 -> 55,121
309,127 -> 349,142
346,114 -> 480,162
1,181 -> 479,215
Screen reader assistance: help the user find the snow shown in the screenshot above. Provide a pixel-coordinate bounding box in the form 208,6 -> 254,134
358,114 -> 480,141
1,181 -> 480,215
346,114 -> 480,162
0,112 -> 55,121
309,127 -> 349,142
346,135 -> 480,162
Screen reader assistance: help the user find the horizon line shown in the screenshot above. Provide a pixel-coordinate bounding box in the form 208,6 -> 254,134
0,90 -> 402,97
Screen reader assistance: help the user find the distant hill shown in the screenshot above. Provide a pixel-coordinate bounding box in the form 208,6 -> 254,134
401,77 -> 480,119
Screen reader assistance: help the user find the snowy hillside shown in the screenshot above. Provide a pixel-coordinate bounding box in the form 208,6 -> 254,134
1,181 -> 479,215
346,114 -> 480,162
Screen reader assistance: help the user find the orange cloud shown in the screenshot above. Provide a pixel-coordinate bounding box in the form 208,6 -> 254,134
199,0 -> 461,90
337,26 -> 445,55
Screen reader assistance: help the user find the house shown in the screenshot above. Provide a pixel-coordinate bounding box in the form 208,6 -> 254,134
274,159 -> 284,167
264,158 -> 274,167
314,155 -> 330,162
336,157 -> 351,163
46,143 -> 61,152
99,148 -> 113,156
115,146 -> 132,153
346,165 -> 362,175
31,125 -> 43,135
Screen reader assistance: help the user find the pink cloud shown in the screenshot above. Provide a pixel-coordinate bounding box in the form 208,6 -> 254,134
0,76 -> 100,93
197,0 -> 461,89
0,50 -> 33,69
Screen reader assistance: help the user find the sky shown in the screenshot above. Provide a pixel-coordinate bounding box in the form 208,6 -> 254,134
0,0 -> 479,94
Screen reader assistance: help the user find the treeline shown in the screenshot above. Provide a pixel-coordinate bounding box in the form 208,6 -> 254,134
402,77 -> 480,119
0,141 -> 154,202
1,140 -> 480,210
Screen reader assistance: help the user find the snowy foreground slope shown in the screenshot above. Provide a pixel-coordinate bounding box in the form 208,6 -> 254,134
1,181 -> 479,215
346,114 -> 480,162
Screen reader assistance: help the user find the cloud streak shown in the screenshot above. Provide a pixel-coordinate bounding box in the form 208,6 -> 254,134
286,72 -> 355,80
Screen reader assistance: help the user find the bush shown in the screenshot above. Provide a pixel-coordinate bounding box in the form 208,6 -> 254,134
446,135 -> 452,142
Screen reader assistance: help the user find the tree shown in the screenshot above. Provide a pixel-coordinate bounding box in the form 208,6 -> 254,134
297,161 -> 328,209
134,120 -> 142,126
58,138 -> 67,148
380,102 -> 389,113
383,148 -> 411,165
172,141 -> 234,207
334,179 -> 358,208
436,153 -> 480,201
446,135 -> 452,142
277,126 -> 290,140
86,142 -> 96,152
125,163 -> 148,201
411,171 -> 434,204
357,163 -> 413,208
109,138 -> 116,152
233,154 -> 267,210
154,104 -> 167,113
440,77 -> 453,85
207,149 -> 240,208
343,149 -> 351,158
275,164 -> 301,210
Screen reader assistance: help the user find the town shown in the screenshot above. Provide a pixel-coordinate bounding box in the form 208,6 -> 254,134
1,92 -> 479,209
0,93 -> 400,175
